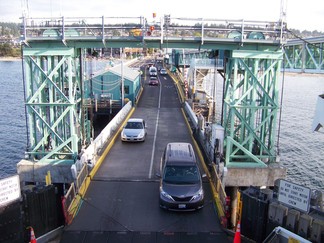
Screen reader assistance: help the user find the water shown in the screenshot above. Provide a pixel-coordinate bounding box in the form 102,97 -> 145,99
280,73 -> 324,191
0,61 -> 323,192
0,61 -> 26,178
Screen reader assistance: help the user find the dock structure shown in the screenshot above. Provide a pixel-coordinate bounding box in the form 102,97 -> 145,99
283,35 -> 324,74
18,15 -> 286,179
16,15 -> 291,242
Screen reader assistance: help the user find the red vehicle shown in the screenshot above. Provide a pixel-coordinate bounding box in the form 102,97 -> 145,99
147,63 -> 154,69
149,76 -> 159,86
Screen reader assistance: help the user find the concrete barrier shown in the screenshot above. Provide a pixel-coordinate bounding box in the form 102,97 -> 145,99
75,101 -> 132,171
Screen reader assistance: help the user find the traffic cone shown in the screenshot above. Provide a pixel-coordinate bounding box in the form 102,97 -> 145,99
233,221 -> 241,243
28,226 -> 37,243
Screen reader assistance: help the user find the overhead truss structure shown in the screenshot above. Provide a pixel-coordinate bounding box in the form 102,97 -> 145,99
23,47 -> 90,163
223,50 -> 283,168
284,36 -> 324,73
20,16 -> 286,167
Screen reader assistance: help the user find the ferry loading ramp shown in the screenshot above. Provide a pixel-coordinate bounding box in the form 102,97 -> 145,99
60,64 -> 232,242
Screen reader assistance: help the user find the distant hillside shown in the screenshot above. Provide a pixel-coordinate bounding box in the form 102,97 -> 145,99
0,22 -> 20,37
0,23 -> 21,57
287,28 -> 324,39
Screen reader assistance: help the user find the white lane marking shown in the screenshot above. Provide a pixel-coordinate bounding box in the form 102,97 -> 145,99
148,82 -> 162,179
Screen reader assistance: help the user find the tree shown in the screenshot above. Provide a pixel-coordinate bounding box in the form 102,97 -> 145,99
0,22 -> 20,37
0,43 -> 14,56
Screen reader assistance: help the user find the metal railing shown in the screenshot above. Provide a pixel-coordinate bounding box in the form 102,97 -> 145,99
21,16 -> 144,40
210,164 -> 227,212
61,182 -> 77,225
21,16 -> 286,45
61,163 -> 88,225
190,58 -> 224,69
75,163 -> 88,191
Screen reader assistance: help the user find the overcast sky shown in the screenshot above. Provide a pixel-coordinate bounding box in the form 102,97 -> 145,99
1,0 -> 323,31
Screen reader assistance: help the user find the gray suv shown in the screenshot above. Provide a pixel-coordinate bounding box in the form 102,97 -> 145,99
159,142 -> 204,211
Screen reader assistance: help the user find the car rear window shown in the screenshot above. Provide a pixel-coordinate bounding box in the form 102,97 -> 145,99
125,121 -> 143,129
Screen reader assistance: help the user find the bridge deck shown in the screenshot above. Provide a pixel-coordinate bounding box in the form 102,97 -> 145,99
21,16 -> 285,50
60,61 -> 232,242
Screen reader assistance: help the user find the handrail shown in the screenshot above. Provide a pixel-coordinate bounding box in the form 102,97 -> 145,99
21,16 -> 286,45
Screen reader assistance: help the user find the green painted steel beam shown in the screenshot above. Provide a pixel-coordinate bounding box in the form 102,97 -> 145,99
23,48 -> 75,56
20,19 -> 286,167
225,137 -> 267,168
23,47 -> 90,163
223,49 -> 282,168
24,39 -> 282,51
284,37 -> 324,73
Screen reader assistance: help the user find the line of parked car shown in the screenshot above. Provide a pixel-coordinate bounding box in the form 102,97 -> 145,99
148,64 -> 167,86
149,66 -> 159,86
120,60 -> 205,211
120,116 -> 205,211
121,118 -> 205,211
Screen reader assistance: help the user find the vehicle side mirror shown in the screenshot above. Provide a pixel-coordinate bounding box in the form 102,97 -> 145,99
155,172 -> 161,178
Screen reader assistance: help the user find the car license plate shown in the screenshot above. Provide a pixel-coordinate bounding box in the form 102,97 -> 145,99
178,204 -> 186,209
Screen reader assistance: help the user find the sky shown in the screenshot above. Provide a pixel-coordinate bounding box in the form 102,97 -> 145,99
1,0 -> 324,32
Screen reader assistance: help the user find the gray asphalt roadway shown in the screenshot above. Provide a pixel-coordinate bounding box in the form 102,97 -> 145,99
60,61 -> 231,243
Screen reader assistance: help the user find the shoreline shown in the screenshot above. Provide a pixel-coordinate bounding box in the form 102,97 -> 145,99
0,57 -> 21,61
0,57 -> 323,76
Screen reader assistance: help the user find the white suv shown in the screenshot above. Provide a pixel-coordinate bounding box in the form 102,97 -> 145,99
149,66 -> 157,76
